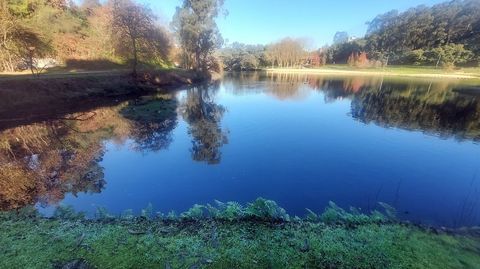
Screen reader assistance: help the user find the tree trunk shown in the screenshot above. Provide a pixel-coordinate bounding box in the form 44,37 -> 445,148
435,55 -> 442,69
131,37 -> 138,77
28,50 -> 35,77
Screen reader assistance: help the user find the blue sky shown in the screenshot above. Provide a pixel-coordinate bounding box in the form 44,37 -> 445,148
141,0 -> 446,47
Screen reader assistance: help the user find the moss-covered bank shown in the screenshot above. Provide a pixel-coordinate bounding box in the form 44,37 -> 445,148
1,199 -> 480,269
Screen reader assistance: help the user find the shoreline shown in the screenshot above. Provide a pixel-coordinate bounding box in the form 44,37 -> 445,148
1,198 -> 480,268
265,67 -> 480,80
0,69 -> 206,126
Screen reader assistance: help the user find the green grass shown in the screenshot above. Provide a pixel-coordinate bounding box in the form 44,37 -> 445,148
1,199 -> 480,269
267,65 -> 480,80
1,216 -> 479,268
321,64 -> 480,73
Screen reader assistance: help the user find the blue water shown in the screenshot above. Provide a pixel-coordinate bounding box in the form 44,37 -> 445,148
17,74 -> 480,226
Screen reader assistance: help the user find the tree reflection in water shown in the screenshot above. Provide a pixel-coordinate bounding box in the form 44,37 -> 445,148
350,82 -> 480,141
225,72 -> 480,141
0,95 -> 179,210
120,95 -> 178,152
180,83 -> 228,164
1,74 -> 479,217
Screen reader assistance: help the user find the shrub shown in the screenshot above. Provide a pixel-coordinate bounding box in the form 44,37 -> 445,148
141,203 -> 154,219
121,209 -> 134,220
180,204 -> 207,220
95,207 -> 114,221
305,208 -> 319,222
218,201 -> 245,221
245,198 -> 290,221
320,201 -> 385,225
53,205 -> 85,220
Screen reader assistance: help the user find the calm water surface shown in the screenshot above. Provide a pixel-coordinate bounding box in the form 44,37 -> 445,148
1,72 -> 479,227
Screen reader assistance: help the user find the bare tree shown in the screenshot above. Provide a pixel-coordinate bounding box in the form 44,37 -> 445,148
111,0 -> 170,76
266,38 -> 307,68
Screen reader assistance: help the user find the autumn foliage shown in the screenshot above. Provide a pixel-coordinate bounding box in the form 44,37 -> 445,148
0,0 -> 172,73
347,52 -> 369,67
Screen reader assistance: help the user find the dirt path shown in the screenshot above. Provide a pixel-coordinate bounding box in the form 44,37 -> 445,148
0,69 -> 131,81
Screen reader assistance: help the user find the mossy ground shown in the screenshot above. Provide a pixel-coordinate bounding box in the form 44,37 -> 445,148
1,215 -> 480,269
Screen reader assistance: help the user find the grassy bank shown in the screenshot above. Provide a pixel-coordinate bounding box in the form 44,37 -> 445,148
266,65 -> 480,80
1,199 -> 480,269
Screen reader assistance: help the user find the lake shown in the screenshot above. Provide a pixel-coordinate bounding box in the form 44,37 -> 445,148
1,72 -> 479,227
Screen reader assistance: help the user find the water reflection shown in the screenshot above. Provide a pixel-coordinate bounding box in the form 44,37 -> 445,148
180,83 -> 228,164
0,74 -> 479,226
0,111 -> 113,210
351,83 -> 480,141
0,95 -> 179,210
225,72 -> 480,141
120,95 -> 178,152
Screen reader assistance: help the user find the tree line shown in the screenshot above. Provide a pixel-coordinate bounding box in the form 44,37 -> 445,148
1,0 -> 479,74
219,0 -> 480,70
316,0 -> 480,68
219,38 -> 311,71
0,0 -> 224,74
364,0 -> 480,68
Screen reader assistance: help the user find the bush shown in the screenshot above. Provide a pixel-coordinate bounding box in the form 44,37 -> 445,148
213,201 -> 245,221
245,198 -> 290,221
180,204 -> 207,220
53,205 -> 85,220
319,201 -> 387,225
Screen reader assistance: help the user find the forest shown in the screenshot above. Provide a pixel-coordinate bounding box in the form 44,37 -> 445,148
1,0 -> 479,74
0,0 -> 224,75
220,0 -> 480,71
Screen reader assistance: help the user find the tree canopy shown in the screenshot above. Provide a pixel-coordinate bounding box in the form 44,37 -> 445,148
1,0 -> 479,73
0,0 -> 172,73
172,0 -> 225,71
363,0 -> 480,67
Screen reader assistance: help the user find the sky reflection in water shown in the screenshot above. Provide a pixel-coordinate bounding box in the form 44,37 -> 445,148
1,72 -> 479,227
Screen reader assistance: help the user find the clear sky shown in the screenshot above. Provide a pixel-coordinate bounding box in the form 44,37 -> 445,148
141,0 -> 447,47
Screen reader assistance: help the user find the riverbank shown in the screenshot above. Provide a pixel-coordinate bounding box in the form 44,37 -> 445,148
0,69 -> 206,126
266,66 -> 480,80
1,199 -> 480,269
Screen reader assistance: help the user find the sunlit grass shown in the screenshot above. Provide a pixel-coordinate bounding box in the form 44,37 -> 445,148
267,65 -> 480,80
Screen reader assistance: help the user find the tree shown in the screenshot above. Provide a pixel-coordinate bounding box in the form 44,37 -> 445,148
329,40 -> 365,64
364,0 -> 480,65
111,0 -> 170,76
1,0 -> 174,73
218,42 -> 267,71
172,0 -> 225,71
265,38 -> 307,68
333,31 -> 349,44
111,0 -> 150,76
347,52 -> 356,66
0,1 -> 51,73
404,49 -> 427,65
180,84 -> 227,164
0,2 -> 22,71
357,52 -> 369,67
81,0 -> 101,10
428,43 -> 474,69
308,49 -> 327,67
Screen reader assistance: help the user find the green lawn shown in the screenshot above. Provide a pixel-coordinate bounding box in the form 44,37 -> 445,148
266,65 -> 480,80
322,64 -> 480,74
